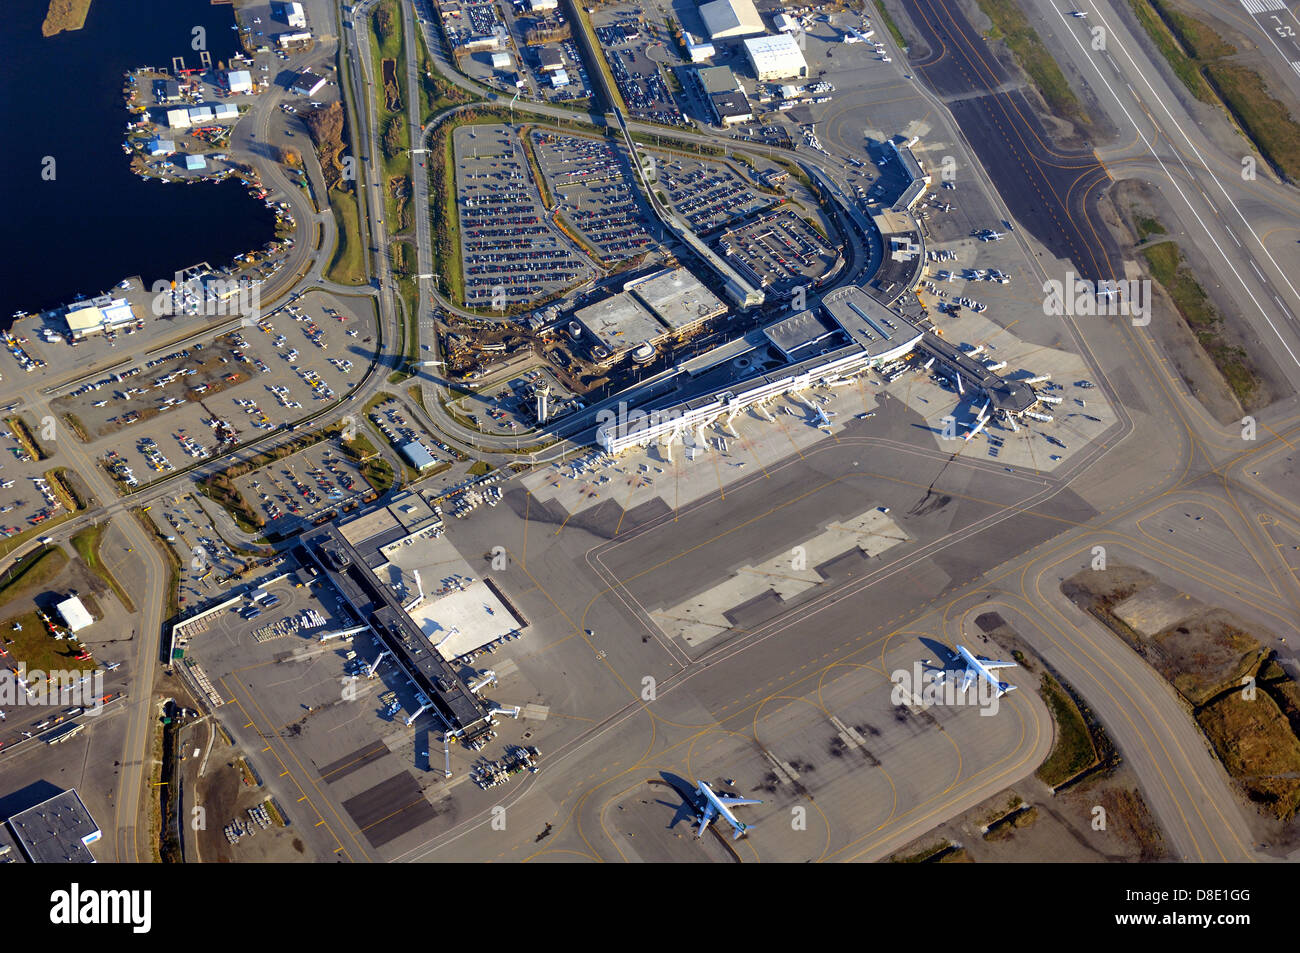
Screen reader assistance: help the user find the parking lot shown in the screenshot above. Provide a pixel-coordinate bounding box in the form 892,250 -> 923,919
447,363 -> 575,434
454,124 -> 598,308
148,492 -> 251,606
593,11 -> 687,126
716,207 -> 839,294
232,441 -> 372,535
0,419 -> 71,541
654,154 -> 775,235
366,396 -> 456,469
43,290 -> 374,492
530,130 -> 656,264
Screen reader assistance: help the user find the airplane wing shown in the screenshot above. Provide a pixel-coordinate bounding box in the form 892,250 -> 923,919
697,802 -> 717,837
977,658 -> 1016,670
959,667 -> 977,693
717,796 -> 762,807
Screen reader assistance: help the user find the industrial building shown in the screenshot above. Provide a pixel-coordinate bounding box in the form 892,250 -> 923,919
528,0 -> 558,10
165,108 -> 191,129
551,69 -> 571,88
710,90 -> 752,125
63,297 -> 137,341
695,65 -> 740,95
183,154 -> 206,172
490,51 -> 512,70
291,70 -> 327,97
146,137 -> 175,156
698,0 -> 765,39
278,31 -> 313,48
155,78 -> 183,103
398,440 -> 439,471
743,33 -> 808,80
226,69 -> 253,94
5,790 -> 101,863
56,596 -> 93,633
683,31 -> 715,62
537,46 -> 563,71
283,0 -> 307,29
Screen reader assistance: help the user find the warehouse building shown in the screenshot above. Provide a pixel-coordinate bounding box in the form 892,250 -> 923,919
6,790 -> 101,863
683,31 -> 715,62
743,33 -> 808,80
63,298 -> 137,341
165,108 -> 191,129
146,137 -> 175,156
398,440 -> 439,471
226,69 -> 253,94
56,596 -> 94,634
698,0 -> 765,39
291,70 -> 327,97
284,1 -> 307,28
710,90 -> 752,125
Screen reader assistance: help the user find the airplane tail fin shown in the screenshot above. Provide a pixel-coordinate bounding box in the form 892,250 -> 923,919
998,682 -> 1016,696
733,823 -> 751,840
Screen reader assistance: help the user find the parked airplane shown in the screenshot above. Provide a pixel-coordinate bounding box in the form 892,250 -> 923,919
813,406 -> 836,428
928,644 -> 1018,697
978,230 -> 1005,242
1070,10 -> 1088,17
694,781 -> 761,840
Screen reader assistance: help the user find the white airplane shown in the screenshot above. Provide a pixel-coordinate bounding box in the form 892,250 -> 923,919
0,481 -> 12,489
813,406 -> 836,428
1070,10 -> 1088,17
842,29 -> 863,43
979,230 -> 1005,242
694,781 -> 761,840
930,644 -> 1018,697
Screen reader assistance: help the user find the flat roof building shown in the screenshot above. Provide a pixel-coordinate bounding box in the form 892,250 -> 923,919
227,69 -> 253,94
56,596 -> 93,633
744,33 -> 808,80
574,293 -> 667,359
64,298 -> 136,340
696,64 -> 740,95
165,108 -> 191,129
183,154 -> 206,171
710,90 -> 752,125
763,309 -> 841,360
291,70 -> 327,97
6,790 -> 101,863
146,137 -> 175,156
398,440 -> 438,471
278,31 -> 313,47
285,1 -> 307,28
537,46 -> 563,71
699,0 -> 765,39
821,285 -> 921,360
491,51 -> 512,70
683,31 -> 715,62
551,68 -> 570,88
628,266 -> 727,331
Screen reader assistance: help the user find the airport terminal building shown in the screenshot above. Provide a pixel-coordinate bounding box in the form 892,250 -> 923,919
596,285 -> 923,454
